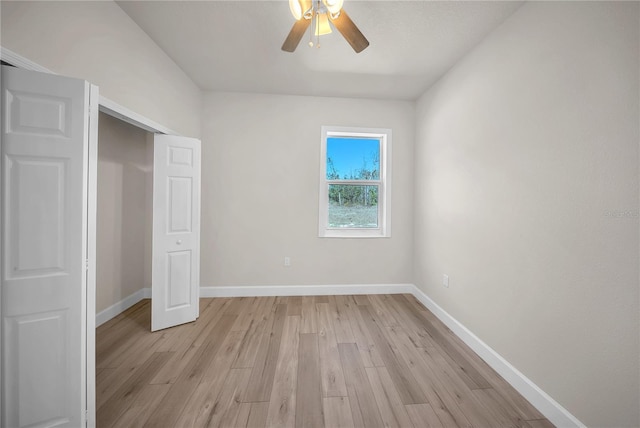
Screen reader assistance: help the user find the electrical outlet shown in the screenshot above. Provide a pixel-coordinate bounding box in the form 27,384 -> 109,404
284,257 -> 291,267
443,274 -> 449,288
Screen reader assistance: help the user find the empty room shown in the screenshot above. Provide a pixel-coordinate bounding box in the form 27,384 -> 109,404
0,1 -> 638,427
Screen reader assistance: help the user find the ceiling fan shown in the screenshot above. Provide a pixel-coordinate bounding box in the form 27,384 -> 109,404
282,0 -> 369,53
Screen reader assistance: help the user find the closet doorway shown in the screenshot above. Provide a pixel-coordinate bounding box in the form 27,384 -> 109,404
96,116 -> 201,332
1,65 -> 201,427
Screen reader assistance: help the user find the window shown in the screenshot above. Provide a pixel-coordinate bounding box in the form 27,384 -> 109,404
319,126 -> 391,238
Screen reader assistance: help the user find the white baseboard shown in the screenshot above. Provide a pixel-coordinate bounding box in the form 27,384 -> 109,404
95,287 -> 151,327
97,283 -> 583,427
409,285 -> 584,428
199,283 -> 414,298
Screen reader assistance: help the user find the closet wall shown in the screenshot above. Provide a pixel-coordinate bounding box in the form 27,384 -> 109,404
97,112 -> 152,313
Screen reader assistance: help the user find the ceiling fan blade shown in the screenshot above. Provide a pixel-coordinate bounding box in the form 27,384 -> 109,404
328,9 -> 369,53
282,18 -> 311,52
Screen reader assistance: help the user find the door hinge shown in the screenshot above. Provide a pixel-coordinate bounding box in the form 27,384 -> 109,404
85,259 -> 89,270
85,409 -> 88,422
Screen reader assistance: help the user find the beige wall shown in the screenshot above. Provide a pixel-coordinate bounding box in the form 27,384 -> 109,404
96,113 -> 151,313
413,2 -> 639,427
0,0 -> 202,138
201,92 -> 414,287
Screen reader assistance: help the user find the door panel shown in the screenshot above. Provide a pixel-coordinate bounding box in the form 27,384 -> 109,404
1,66 -> 96,428
168,177 -> 192,233
152,135 -> 200,331
6,90 -> 72,138
9,312 -> 67,428
8,157 -> 65,276
167,250 -> 192,308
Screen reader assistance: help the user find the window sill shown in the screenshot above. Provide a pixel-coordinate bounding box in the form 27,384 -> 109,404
319,229 -> 390,238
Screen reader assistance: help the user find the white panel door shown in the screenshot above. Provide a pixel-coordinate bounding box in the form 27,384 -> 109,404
1,66 -> 97,427
152,135 -> 200,331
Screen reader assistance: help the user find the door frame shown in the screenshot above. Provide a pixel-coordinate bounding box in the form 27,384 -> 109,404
0,46 -> 186,427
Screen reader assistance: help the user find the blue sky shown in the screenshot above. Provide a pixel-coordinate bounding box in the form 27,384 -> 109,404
327,137 -> 380,179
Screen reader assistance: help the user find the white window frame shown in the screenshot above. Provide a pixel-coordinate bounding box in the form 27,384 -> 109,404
319,126 -> 392,238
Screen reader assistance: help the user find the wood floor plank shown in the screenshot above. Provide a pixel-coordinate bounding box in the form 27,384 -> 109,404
147,328 -> 180,354
419,346 -> 499,427
472,388 -> 521,428
323,397 -> 355,428
358,305 -> 427,405
233,296 -> 275,369
405,403 -> 444,428
232,297 -> 261,331
410,300 -> 545,421
172,380 -> 223,426
475,386 -> 554,428
235,402 -> 253,427
96,366 -> 138,409
96,300 -> 150,358
149,337 -> 201,385
226,296 -> 253,315
191,298 -> 235,347
142,378 -> 201,427
399,294 -> 427,316
385,294 -> 438,349
96,296 -> 550,428
296,333 -> 325,427
153,299 -> 227,358
522,419 -> 556,428
148,299 -> 211,354
383,324 -> 469,428
232,316 -> 269,369
316,303 -> 348,397
287,296 -> 303,316
353,295 -> 371,305
97,316 -> 151,368
266,316 -> 301,428
211,368 -> 253,428
368,294 -> 401,327
247,402 -> 270,427
330,295 -> 356,343
392,294 -> 492,390
343,295 -> 385,368
300,296 -> 317,333
202,330 -> 248,384
244,303 -> 288,402
450,336 -> 546,421
164,321 -> 200,353
97,352 -> 172,428
174,313 -> 238,384
173,330 -> 248,426
365,366 -> 414,428
338,342 -> 385,428
110,383 -> 171,428
111,329 -> 173,370
142,317 -> 240,427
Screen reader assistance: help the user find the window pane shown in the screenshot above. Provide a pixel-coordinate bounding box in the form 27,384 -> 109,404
328,184 -> 378,228
327,137 -> 380,180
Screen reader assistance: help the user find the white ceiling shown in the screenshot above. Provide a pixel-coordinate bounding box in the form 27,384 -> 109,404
117,1 -> 523,100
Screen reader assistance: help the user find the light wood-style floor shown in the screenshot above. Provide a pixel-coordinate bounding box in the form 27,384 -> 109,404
96,294 -> 554,428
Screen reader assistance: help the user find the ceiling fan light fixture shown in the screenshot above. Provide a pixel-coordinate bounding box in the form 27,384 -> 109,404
289,0 -> 303,20
282,0 -> 368,53
315,12 -> 332,36
323,0 -> 343,15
